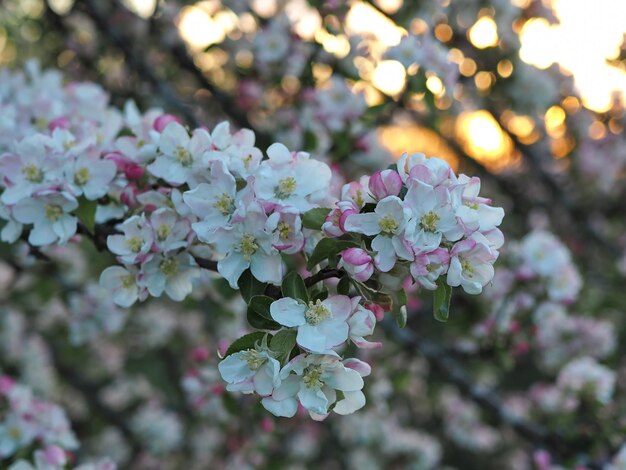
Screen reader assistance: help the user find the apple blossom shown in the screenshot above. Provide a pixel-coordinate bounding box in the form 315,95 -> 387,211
270,296 -> 351,353
338,248 -> 375,282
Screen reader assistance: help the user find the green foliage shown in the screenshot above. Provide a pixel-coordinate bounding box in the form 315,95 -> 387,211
74,196 -> 97,233
224,332 -> 268,357
307,238 -> 358,270
282,272 -> 309,302
238,269 -> 268,303
433,279 -> 452,322
301,208 -> 331,230
270,329 -> 297,364
247,295 -> 282,330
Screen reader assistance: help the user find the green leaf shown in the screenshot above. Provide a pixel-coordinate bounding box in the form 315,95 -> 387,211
270,329 -> 297,364
433,280 -> 452,322
336,276 -> 351,295
394,305 -> 407,328
302,208 -> 331,230
247,295 -> 281,330
310,287 -> 328,303
238,269 -> 267,303
306,238 -> 358,270
397,288 -> 407,308
282,272 -> 309,302
75,196 -> 98,233
224,332 -> 267,357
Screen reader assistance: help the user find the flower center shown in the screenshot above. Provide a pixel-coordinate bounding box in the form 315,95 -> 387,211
274,176 -> 297,200
277,221 -> 291,239
303,365 -> 324,389
174,146 -> 192,166
378,215 -> 399,235
125,236 -> 143,253
44,204 -> 62,222
243,153 -> 253,168
22,164 -> 43,183
75,167 -> 90,186
305,300 -> 332,326
64,138 -> 76,150
420,211 -> 440,232
460,257 -> 474,278
121,274 -> 135,288
156,224 -> 171,241
159,258 -> 179,276
241,349 -> 266,371
354,190 -> 364,208
212,193 -> 235,216
465,201 -> 479,210
238,233 -> 258,260
8,426 -> 21,440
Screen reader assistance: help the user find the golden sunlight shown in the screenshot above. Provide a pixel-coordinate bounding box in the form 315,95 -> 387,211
178,5 -> 225,50
455,111 -> 519,172
468,17 -> 499,49
519,0 -> 626,112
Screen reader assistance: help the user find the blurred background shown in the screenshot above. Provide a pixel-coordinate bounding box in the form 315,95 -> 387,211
2,0 -> 626,469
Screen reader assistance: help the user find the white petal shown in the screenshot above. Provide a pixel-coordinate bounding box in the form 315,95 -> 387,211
270,298 -> 306,327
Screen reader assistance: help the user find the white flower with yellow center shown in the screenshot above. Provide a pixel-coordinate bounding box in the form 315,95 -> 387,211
149,208 -> 190,253
205,202 -> 283,288
261,354 -> 368,419
218,347 -> 281,397
147,122 -> 211,186
99,265 -> 143,307
141,253 -> 199,301
107,214 -> 154,265
253,143 -> 331,212
0,134 -> 64,205
270,296 -> 352,353
344,196 -> 412,272
64,152 -> 116,201
12,190 -> 78,246
404,180 -> 463,252
183,160 -> 238,239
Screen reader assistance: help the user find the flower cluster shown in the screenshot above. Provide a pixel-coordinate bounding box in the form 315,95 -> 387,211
218,296 -> 379,419
0,63 -> 504,421
0,376 -> 78,460
328,153 -> 504,295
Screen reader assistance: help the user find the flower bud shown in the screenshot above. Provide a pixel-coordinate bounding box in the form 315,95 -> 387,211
339,248 -> 374,282
39,446 -> 67,467
363,302 -> 385,322
48,116 -> 70,131
190,346 -> 210,362
323,201 -> 358,238
154,114 -> 182,133
369,169 -> 402,199
124,162 -> 145,180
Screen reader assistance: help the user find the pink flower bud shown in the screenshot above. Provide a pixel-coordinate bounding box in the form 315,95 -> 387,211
39,446 -> 67,466
260,417 -> 274,432
0,376 -> 15,393
513,341 -> 529,356
153,114 -> 182,132
120,185 -> 139,207
533,450 -> 551,470
48,117 -> 70,131
339,248 -> 374,282
364,302 -> 385,321
104,151 -> 130,171
190,346 -> 210,362
368,169 -> 402,199
322,201 -> 358,238
124,162 -> 145,180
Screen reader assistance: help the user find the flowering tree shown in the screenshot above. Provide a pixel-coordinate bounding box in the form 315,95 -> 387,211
0,0 -> 625,469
